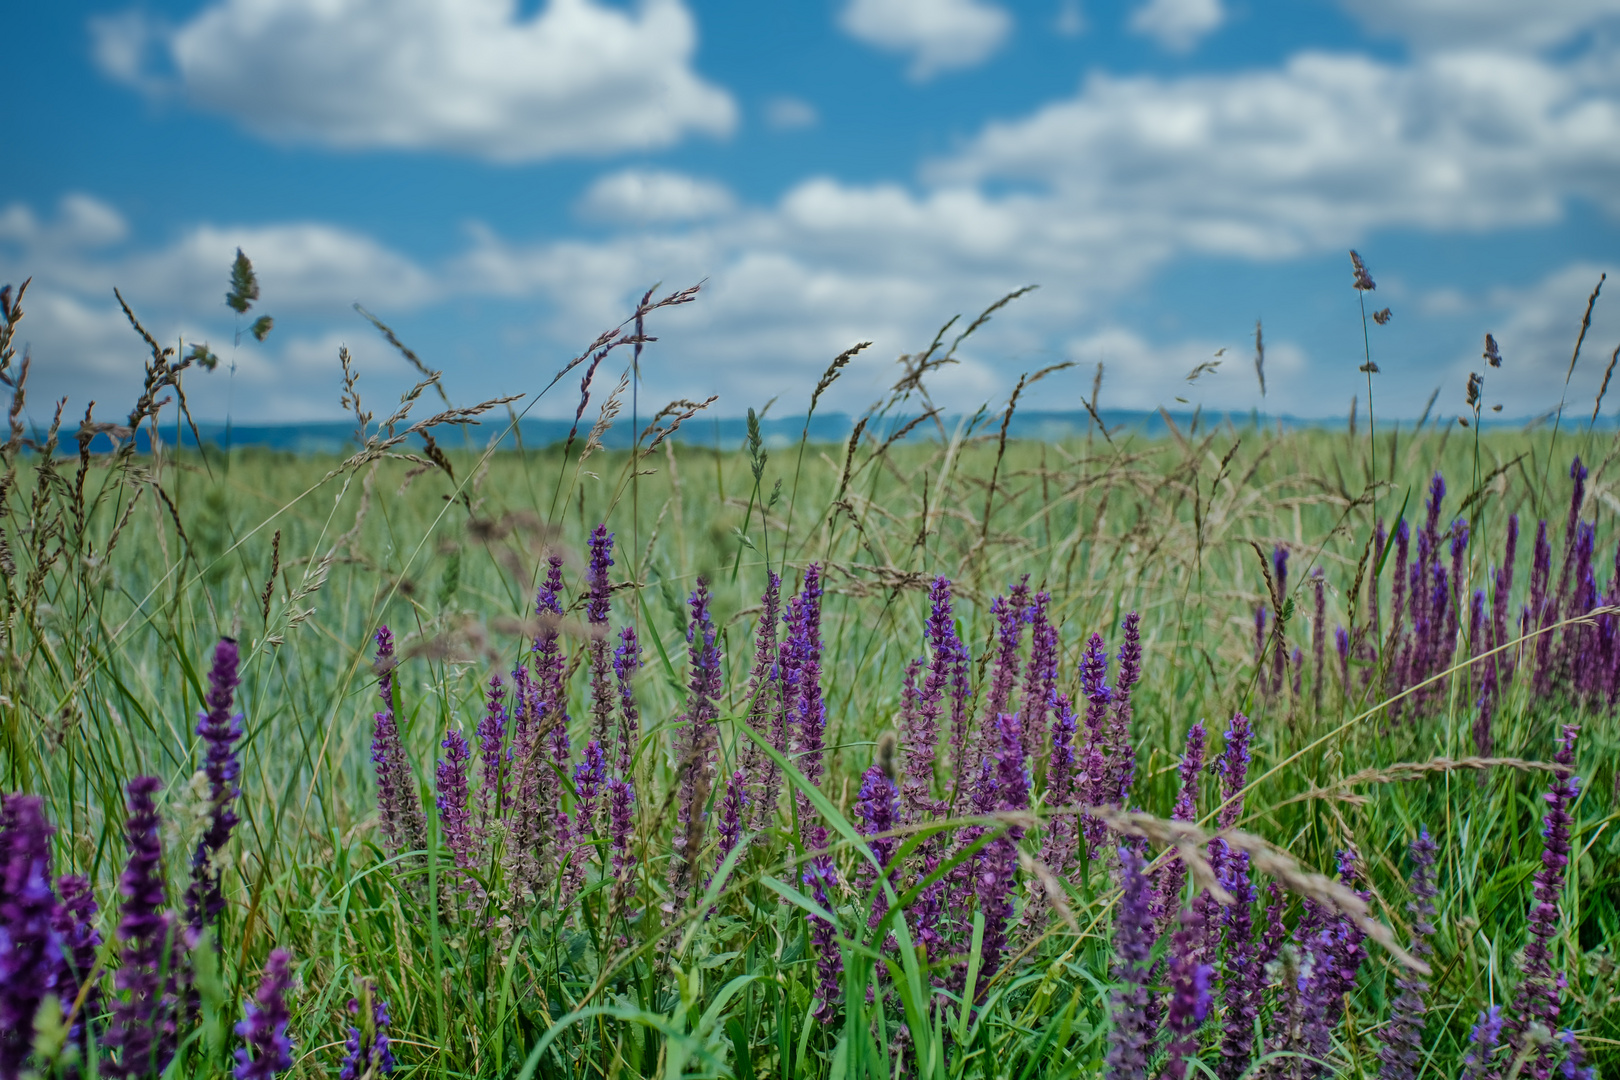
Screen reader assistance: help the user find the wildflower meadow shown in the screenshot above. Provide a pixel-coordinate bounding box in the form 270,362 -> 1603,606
0,254 -> 1616,1079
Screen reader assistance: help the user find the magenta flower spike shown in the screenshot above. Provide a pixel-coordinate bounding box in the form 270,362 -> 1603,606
106,777 -> 177,1080
186,636 -> 244,934
233,948 -> 294,1080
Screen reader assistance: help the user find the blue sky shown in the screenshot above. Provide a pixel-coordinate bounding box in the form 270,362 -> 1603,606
5,0 -> 1620,425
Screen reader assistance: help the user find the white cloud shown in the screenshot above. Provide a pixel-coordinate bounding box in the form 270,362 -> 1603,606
1054,0 -> 1085,37
1341,0 -> 1620,52
839,0 -> 1013,80
1128,0 -> 1224,54
763,96 -> 819,131
95,0 -> 737,162
579,170 -> 735,223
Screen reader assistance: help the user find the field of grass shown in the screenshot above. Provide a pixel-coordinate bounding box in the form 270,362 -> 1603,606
1,280 -> 1618,1080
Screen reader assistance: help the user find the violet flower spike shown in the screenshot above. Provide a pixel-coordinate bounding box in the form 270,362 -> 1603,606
672,578 -> 723,904
434,729 -> 476,873
854,764 -> 900,927
0,795 -> 58,1080
1160,907 -> 1214,1080
1377,829 -> 1437,1080
714,769 -> 748,873
51,872 -> 102,1056
1106,612 -> 1143,806
186,636 -> 245,934
1216,844 -> 1259,1080
475,674 -> 507,824
1105,845 -> 1155,1080
1154,721 -> 1205,927
1020,590 -> 1059,764
977,713 -> 1029,976
106,776 -> 176,1080
233,948 -> 293,1080
1459,1006 -> 1504,1080
370,626 -> 426,857
585,525 -> 616,750
339,993 -> 396,1080
613,626 -> 642,775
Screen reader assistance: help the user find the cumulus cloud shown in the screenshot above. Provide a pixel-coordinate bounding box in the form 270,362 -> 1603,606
579,170 -> 735,223
1342,0 -> 1620,52
1128,0 -> 1224,54
93,0 -> 737,162
839,0 -> 1013,80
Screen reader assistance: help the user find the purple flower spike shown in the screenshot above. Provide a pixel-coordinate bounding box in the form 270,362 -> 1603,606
371,626 -> 426,857
1557,1031 -> 1593,1080
606,775 -> 638,899
1459,1006 -> 1504,1080
1020,590 -> 1059,764
672,578 -> 723,905
0,795 -> 58,1079
1218,712 -> 1252,829
1105,845 -> 1155,1080
1216,844 -> 1259,1080
714,769 -> 748,873
1041,692 -> 1080,876
233,948 -> 294,1080
1506,725 -> 1580,1079
1079,632 -> 1111,849
435,730 -> 476,873
911,576 -> 961,819
805,855 -> 843,1022
106,776 -> 177,1080
741,572 -> 782,818
614,626 -> 642,775
51,872 -> 102,1055
475,675 -> 507,824
854,765 -> 900,927
1106,612 -> 1143,807
339,992 -> 396,1080
585,525 -> 616,750
976,714 -> 1028,974
1154,722 -> 1205,927
1161,907 -> 1214,1080
574,739 -> 608,846
1377,829 -> 1437,1080
186,637 -> 244,933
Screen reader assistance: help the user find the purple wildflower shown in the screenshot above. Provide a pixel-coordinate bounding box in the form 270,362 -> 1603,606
1557,1031 -> 1593,1080
672,578 -> 723,905
1020,590 -> 1059,764
714,769 -> 748,873
1312,570 -> 1326,710
1218,712 -> 1251,830
614,626 -> 641,775
1154,722 -> 1205,928
805,856 -> 843,1022
1530,521 -> 1553,698
1505,725 -> 1580,1079
979,579 -> 1030,771
585,525 -> 616,750
1350,250 -> 1376,291
475,675 -> 507,825
1335,626 -> 1350,695
1460,1006 -> 1504,1080
1216,844 -> 1259,1080
1377,830 -> 1437,1080
339,993 -> 395,1080
106,777 -> 176,1080
1079,633 -> 1111,850
1271,547 -> 1289,693
1105,845 -> 1155,1080
186,637 -> 244,933
574,739 -> 608,849
1041,692 -> 1080,876
371,626 -> 426,856
0,795 -> 58,1078
1106,612 -> 1143,807
978,713 -> 1029,975
233,948 -> 293,1080
854,765 -> 900,927
1161,907 -> 1214,1080
789,568 -> 829,854
606,776 -> 637,905
435,730 -> 476,873
741,573 -> 782,818
52,873 -> 102,1055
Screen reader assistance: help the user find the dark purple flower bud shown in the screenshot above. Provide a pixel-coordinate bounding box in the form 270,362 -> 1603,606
1335,625 -> 1350,693
233,948 -> 293,1080
106,777 -> 177,1080
1460,1005 -> 1504,1080
1311,570 -> 1326,710
0,795 -> 59,1078
475,675 -> 507,824
1105,846 -> 1155,1080
435,730 -> 476,873
585,525 -> 617,751
714,770 -> 748,873
1377,830 -> 1437,1080
1161,907 -> 1213,1080
339,993 -> 395,1080
1506,726 -> 1580,1078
